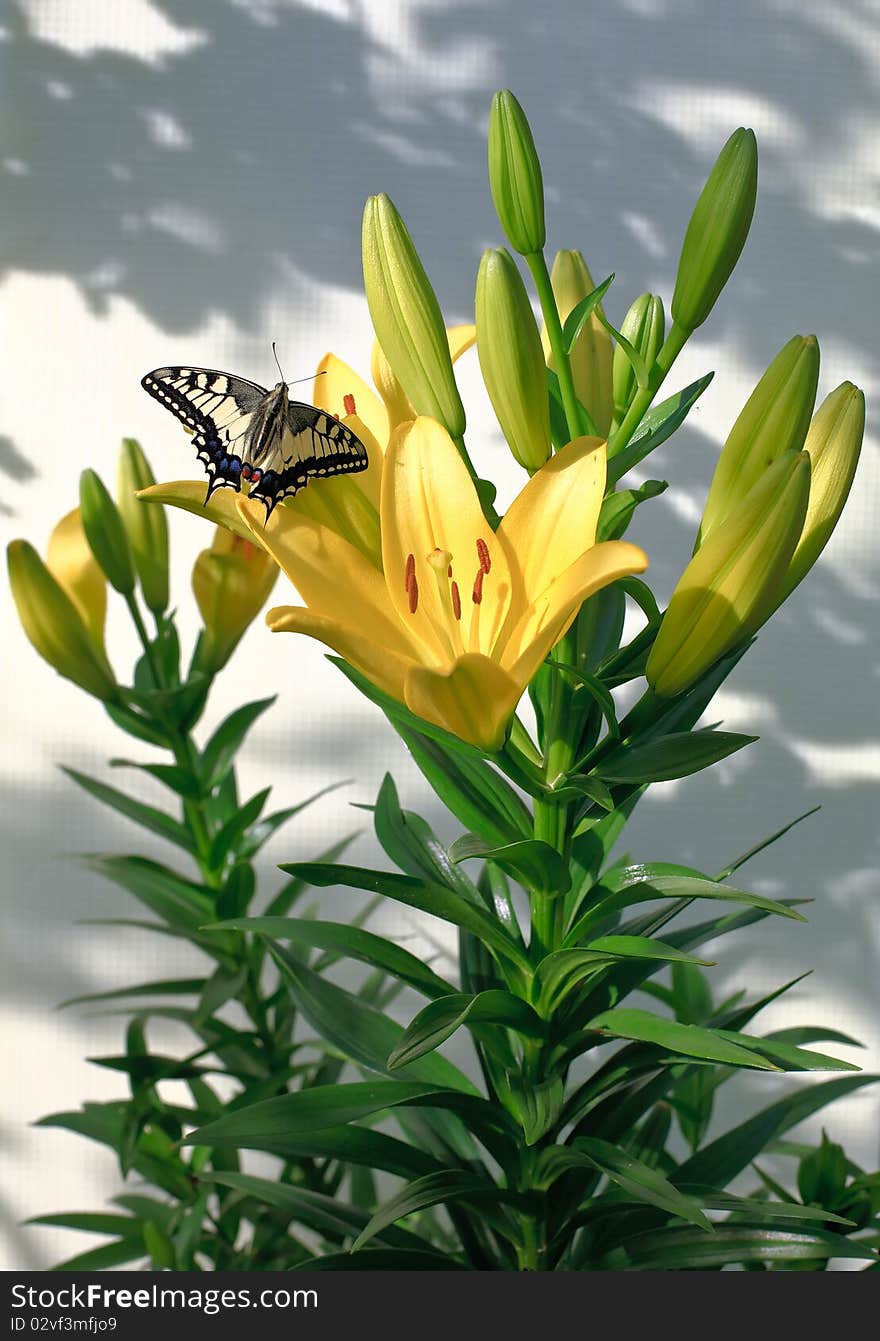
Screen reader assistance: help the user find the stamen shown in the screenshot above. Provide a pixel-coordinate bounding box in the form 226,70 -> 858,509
472,568 -> 485,605
404,553 -> 418,613
476,538 -> 491,574
451,580 -> 461,621
405,553 -> 415,586
343,393 -> 357,416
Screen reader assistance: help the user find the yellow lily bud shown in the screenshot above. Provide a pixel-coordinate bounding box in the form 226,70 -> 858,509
781,382 -> 865,599
79,469 -> 135,596
7,540 -> 117,701
476,247 -> 551,472
370,337 -> 414,432
540,250 -> 614,438
46,507 -> 107,651
362,193 -> 466,438
612,293 -> 665,423
192,527 -> 279,673
487,90 -> 545,256
698,335 -> 819,546
117,439 -> 169,616
647,451 -> 810,697
671,128 -> 758,334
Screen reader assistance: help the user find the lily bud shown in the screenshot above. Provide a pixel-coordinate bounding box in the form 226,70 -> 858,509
370,337 -> 414,432
612,293 -> 665,422
362,193 -> 466,438
781,382 -> 865,599
45,508 -> 107,651
117,439 -> 169,615
698,335 -> 819,546
541,250 -> 614,437
192,527 -> 279,673
7,540 -> 117,701
671,127 -> 758,333
487,89 -> 545,256
79,469 -> 135,597
476,247 -> 551,472
647,451 -> 810,697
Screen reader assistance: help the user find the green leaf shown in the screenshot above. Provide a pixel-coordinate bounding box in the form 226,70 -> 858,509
374,773 -> 476,899
502,1073 -> 564,1145
280,861 -> 530,973
536,938 -> 711,1014
292,1249 -> 466,1271
574,1137 -> 711,1230
195,964 -> 248,1025
612,1223 -> 876,1270
716,805 -> 823,881
104,701 -> 167,748
26,1212 -> 140,1236
263,833 -> 357,918
588,1008 -> 779,1070
214,917 -> 454,1000
607,372 -> 714,484
681,1186 -> 854,1227
450,835 -> 571,897
395,726 -> 531,845
86,855 -> 216,937
62,768 -> 194,853
207,787 -> 270,869
200,697 -> 276,786
711,1030 -> 859,1073
215,861 -> 255,922
268,944 -> 478,1092
58,978 -> 205,1010
238,780 -> 349,860
352,1170 -> 508,1253
595,729 -> 756,783
388,991 -> 545,1071
110,759 -> 203,798
50,1239 -> 147,1272
674,1075 -> 880,1189
561,273 -> 615,352
597,480 -> 667,542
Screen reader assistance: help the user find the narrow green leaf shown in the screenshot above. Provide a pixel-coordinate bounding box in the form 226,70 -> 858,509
614,1223 -> 876,1270
207,787 -> 271,869
110,759 -> 203,798
536,939 -> 711,1014
374,773 -> 477,899
63,768 -> 193,853
595,730 -> 756,783
588,1008 -> 779,1070
25,1212 -> 140,1236
352,1170 -> 507,1253
597,480 -> 667,542
50,1239 -> 146,1272
680,1186 -> 854,1227
716,805 -> 823,880
450,835 -> 571,896
388,991 -> 544,1071
200,697 -> 276,786
607,372 -> 714,483
86,855 -> 216,936
58,978 -> 205,1010
574,1137 -> 711,1230
396,725 -> 531,845
562,273 -> 615,352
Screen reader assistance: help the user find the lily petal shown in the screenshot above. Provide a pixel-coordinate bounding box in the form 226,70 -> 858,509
267,605 -> 412,701
46,507 -> 107,650
497,436 -> 607,620
404,652 -> 522,752
313,353 -> 389,447
137,481 -> 262,545
382,417 -> 512,662
502,539 -> 648,684
447,324 -> 477,363
237,497 -> 416,662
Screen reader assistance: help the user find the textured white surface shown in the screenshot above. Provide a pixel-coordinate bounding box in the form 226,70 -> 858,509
2,0 -> 879,1268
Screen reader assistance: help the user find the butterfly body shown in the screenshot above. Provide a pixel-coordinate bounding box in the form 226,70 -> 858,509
141,366 -> 368,518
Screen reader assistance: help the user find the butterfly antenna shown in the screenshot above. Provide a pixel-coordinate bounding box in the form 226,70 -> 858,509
270,343 -> 326,386
271,341 -> 285,383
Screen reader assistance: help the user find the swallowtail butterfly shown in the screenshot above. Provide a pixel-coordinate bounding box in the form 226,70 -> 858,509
141,364 -> 369,519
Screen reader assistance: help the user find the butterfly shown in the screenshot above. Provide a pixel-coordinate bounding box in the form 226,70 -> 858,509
140,364 -> 369,519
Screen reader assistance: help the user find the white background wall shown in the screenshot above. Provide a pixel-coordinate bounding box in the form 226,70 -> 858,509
2,0 -> 879,1268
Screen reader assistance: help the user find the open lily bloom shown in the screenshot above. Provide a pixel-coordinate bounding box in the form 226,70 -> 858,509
242,417 -> 647,751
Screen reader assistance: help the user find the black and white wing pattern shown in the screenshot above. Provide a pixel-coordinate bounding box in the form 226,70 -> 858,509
141,366 -> 368,519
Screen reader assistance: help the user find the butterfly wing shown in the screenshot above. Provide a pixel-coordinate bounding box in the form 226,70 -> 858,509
248,402 -> 369,513
141,366 -> 269,495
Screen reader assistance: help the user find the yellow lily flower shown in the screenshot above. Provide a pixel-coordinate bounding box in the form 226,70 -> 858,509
240,417 -> 647,752
137,328 -> 475,571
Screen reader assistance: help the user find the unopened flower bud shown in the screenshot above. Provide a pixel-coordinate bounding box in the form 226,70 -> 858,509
117,439 -> 169,615
362,193 -> 466,438
671,127 -> 758,333
8,539 -> 117,700
612,293 -> 665,422
79,468 -> 135,596
487,89 -> 546,256
647,451 -> 810,697
476,247 -> 551,471
698,334 -> 819,546
45,507 -> 107,651
542,250 -> 614,437
192,528 -> 278,673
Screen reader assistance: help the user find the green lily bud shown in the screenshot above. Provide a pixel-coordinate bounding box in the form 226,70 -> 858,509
362,193 -> 465,438
541,250 -> 614,438
671,127 -> 758,333
612,293 -> 665,422
698,334 -> 819,546
117,438 -> 169,615
79,468 -> 135,596
781,382 -> 865,599
487,89 -> 545,256
476,247 -> 551,472
647,451 -> 810,697
192,528 -> 278,673
45,507 -> 107,652
7,540 -> 117,701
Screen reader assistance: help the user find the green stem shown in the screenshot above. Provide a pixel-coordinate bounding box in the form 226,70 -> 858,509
526,251 -> 583,443
608,320 -> 690,457
125,592 -> 162,688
